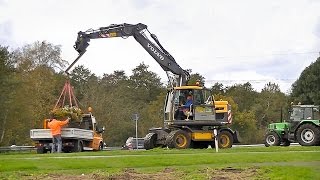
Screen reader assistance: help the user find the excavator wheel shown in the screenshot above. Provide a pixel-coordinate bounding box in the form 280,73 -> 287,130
166,130 -> 191,149
218,131 -> 233,148
144,133 -> 157,150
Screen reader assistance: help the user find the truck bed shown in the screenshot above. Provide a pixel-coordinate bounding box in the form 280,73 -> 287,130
30,128 -> 94,141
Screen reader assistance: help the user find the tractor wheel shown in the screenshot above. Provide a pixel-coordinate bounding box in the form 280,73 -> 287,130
218,131 -> 233,148
264,132 -> 280,147
296,124 -> 320,146
144,133 -> 157,150
166,130 -> 191,149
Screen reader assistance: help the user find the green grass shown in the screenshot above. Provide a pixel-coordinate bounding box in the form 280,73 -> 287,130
0,146 -> 319,179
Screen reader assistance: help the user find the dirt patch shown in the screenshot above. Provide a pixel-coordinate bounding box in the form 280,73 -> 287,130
108,168 -> 178,180
209,167 -> 261,180
21,167 -> 260,180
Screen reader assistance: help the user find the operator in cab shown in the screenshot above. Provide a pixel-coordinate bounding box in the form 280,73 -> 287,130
175,94 -> 193,120
47,116 -> 70,153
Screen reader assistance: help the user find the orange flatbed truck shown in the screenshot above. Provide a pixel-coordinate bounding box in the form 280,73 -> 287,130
30,113 -> 104,153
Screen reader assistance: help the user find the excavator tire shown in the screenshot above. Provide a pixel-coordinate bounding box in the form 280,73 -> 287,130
218,130 -> 233,148
144,133 -> 157,150
166,130 -> 191,149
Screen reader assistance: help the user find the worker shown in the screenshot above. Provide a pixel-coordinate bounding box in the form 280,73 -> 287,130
182,94 -> 193,119
175,94 -> 193,120
47,116 -> 70,153
182,95 -> 193,110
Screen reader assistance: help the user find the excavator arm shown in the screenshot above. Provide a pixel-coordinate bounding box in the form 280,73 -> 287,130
66,23 -> 189,86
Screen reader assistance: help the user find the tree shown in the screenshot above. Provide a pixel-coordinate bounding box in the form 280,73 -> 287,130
2,41 -> 68,145
129,62 -> 164,104
291,57 -> 320,105
225,82 -> 258,112
211,82 -> 225,95
187,72 -> 205,86
253,82 -> 288,128
14,41 -> 67,72
0,46 -> 15,145
70,65 -> 95,102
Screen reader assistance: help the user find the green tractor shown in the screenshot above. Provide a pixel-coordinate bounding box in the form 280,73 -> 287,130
264,104 -> 320,147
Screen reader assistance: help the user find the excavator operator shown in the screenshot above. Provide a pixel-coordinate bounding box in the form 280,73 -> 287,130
175,94 -> 193,120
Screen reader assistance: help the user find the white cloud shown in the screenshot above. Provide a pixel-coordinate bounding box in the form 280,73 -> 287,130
0,0 -> 319,93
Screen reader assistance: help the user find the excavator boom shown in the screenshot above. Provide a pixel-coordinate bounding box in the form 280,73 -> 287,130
67,23 -> 189,86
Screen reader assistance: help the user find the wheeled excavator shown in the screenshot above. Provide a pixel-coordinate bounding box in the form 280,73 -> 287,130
66,23 -> 240,149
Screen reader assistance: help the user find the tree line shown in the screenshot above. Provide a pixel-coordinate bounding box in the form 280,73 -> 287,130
0,41 -> 319,146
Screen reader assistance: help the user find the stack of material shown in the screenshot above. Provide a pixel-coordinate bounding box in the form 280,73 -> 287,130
51,105 -> 82,121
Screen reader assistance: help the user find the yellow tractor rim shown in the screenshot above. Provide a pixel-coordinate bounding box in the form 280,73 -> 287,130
176,134 -> 187,148
220,134 -> 230,148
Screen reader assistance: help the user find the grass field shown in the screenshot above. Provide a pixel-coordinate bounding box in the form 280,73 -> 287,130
0,146 -> 319,179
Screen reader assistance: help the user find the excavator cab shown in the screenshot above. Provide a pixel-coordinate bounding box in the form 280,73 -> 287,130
163,85 -> 232,127
164,86 -> 226,126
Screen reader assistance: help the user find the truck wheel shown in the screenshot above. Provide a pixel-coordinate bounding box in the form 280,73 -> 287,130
264,132 -> 280,147
73,140 -> 83,152
218,131 -> 233,148
99,142 -> 103,151
166,130 -> 191,149
296,124 -> 320,146
144,133 -> 157,150
36,146 -> 45,154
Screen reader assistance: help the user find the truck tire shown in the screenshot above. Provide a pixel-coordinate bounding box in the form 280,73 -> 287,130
296,124 -> 320,146
144,133 -> 157,150
264,131 -> 280,147
166,130 -> 191,149
73,140 -> 83,152
36,146 -> 45,154
99,142 -> 103,151
218,131 -> 233,148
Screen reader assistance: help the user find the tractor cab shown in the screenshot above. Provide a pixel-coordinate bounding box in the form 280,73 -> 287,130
289,105 -> 320,121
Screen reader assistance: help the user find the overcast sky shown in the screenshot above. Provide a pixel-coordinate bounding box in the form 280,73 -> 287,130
1,0 -> 319,93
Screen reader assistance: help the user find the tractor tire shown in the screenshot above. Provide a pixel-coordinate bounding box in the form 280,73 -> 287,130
166,130 -> 191,149
296,124 -> 320,146
264,132 -> 281,147
218,131 -> 233,148
144,133 -> 157,150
